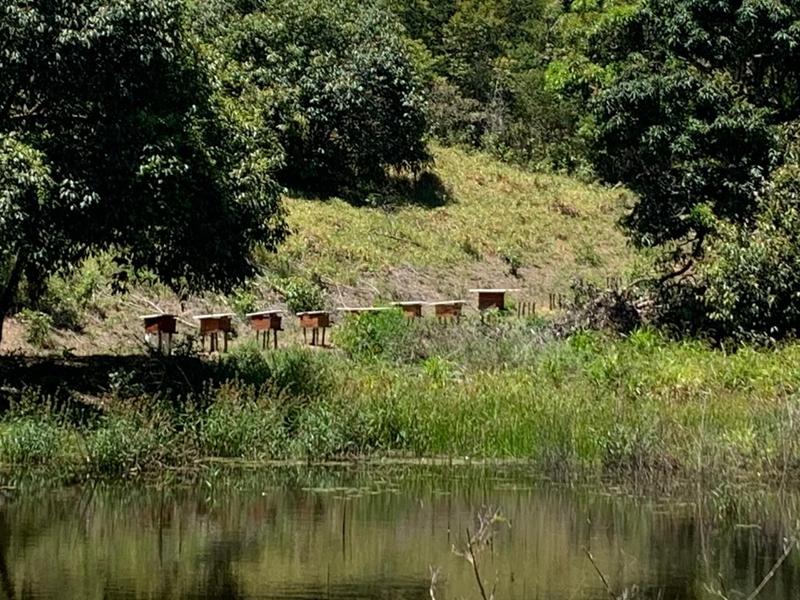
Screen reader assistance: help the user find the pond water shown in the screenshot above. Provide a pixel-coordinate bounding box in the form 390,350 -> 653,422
0,466 -> 798,599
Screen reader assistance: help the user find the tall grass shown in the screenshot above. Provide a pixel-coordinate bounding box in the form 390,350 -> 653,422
3,325 -> 800,481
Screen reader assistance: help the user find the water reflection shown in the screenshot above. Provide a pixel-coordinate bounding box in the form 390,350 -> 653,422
0,467 -> 798,599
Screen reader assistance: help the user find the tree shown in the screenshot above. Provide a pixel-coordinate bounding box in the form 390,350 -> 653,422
0,0 -> 287,345
704,162 -> 800,341
205,0 -> 431,191
585,0 -> 800,266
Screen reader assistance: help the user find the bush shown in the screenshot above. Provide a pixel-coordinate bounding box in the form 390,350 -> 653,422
703,165 -> 800,342
201,387 -> 287,459
275,276 -> 326,314
38,254 -> 114,331
18,309 -> 54,349
333,309 -> 412,362
218,0 -> 430,190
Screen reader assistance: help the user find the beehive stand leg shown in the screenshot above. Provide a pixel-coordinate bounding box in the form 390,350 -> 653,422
223,332 -> 228,353
201,334 -> 206,352
303,328 -> 308,345
158,331 -> 163,353
321,328 -> 326,347
273,330 -> 278,350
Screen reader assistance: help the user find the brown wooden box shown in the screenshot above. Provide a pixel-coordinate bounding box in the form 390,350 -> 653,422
299,312 -> 331,329
477,291 -> 506,311
432,302 -> 465,318
392,302 -> 424,319
198,315 -> 233,335
143,314 -> 177,334
248,312 -> 283,332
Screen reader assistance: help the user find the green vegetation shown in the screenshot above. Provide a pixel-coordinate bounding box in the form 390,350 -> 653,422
3,324 -> 800,481
567,0 -> 800,340
192,0 -> 430,190
278,145 -> 636,295
0,0 -> 288,345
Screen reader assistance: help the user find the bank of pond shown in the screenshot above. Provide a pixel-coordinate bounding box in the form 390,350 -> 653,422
1,326 -> 800,483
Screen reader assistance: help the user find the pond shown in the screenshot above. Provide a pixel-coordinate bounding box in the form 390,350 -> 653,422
0,465 -> 798,599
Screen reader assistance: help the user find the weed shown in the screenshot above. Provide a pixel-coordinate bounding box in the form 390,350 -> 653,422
333,309 -> 411,362
274,276 -> 326,313
18,309 -> 54,349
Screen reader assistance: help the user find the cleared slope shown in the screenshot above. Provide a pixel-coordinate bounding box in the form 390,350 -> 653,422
277,145 -> 638,304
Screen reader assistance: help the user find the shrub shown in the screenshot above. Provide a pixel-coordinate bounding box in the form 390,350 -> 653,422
703,165 -> 800,342
38,254 -> 114,330
275,276 -> 326,313
201,388 -> 287,459
333,309 -> 412,362
18,309 -> 54,349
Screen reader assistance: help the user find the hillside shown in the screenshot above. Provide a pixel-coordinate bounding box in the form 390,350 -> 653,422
276,145 -> 639,305
2,146 -> 640,355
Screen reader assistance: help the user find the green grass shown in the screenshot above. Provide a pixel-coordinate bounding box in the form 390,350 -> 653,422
3,325 -> 800,481
274,145 -> 640,300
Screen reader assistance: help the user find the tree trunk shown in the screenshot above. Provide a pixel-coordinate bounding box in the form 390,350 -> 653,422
0,253 -> 25,348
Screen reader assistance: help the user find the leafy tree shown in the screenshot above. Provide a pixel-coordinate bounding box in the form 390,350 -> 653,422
392,0 -> 583,169
585,0 -> 800,266
0,0 -> 287,344
204,0 -> 430,191
704,162 -> 800,341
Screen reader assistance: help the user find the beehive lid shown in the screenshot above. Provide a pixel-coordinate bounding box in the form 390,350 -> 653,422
194,312 -> 234,320
246,310 -> 282,317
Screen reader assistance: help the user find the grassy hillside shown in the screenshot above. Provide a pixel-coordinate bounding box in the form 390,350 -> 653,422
2,145 -> 641,355
274,145 -> 640,305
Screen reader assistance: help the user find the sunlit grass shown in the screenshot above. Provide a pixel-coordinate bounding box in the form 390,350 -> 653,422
278,145 -> 640,295
3,327 -> 800,481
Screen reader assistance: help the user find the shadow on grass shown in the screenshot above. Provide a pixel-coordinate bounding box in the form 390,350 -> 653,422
288,170 -> 453,210
0,355 -> 218,413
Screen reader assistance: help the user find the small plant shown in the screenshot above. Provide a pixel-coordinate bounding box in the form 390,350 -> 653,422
460,236 -> 483,260
500,248 -> 523,278
576,242 -> 603,267
275,276 -> 326,313
18,309 -> 54,349
334,309 -> 411,362
230,285 -> 259,317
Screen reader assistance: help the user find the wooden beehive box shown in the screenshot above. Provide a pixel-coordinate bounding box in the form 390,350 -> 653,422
392,302 -> 425,318
298,311 -> 331,329
195,313 -> 234,334
470,289 -> 521,311
430,301 -> 466,318
247,310 -> 283,331
142,314 -> 177,334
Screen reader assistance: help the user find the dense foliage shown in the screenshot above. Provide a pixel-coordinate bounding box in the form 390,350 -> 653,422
0,0 -> 287,341
560,0 -> 800,340
704,164 -> 800,341
391,0 -> 586,169
194,0 -> 430,191
583,0 -> 800,257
